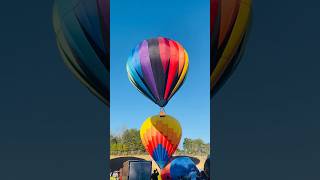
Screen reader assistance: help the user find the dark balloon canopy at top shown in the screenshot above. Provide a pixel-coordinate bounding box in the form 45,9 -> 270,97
53,0 -> 110,106
211,0 -> 251,97
126,37 -> 189,107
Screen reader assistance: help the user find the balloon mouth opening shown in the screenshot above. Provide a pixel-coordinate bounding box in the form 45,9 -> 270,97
159,107 -> 166,117
157,161 -> 167,169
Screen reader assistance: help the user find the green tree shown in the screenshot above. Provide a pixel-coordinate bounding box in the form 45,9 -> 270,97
183,138 -> 192,154
182,138 -> 210,155
111,128 -> 210,156
122,129 -> 145,154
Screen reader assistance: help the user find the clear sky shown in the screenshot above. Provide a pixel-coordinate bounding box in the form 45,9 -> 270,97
110,0 -> 210,143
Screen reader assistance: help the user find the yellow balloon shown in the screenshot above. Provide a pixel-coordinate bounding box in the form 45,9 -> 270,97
140,115 -> 182,169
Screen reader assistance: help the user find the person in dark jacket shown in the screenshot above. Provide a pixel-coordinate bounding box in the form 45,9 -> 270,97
204,155 -> 210,178
199,171 -> 209,180
151,169 -> 159,180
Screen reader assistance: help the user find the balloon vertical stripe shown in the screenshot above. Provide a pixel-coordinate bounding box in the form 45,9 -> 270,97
210,0 -> 251,97
139,40 -> 160,100
158,37 -> 170,73
147,39 -> 166,102
169,50 -> 189,100
53,0 -> 110,106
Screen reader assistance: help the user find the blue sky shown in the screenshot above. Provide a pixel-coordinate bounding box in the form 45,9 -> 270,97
110,0 -> 210,143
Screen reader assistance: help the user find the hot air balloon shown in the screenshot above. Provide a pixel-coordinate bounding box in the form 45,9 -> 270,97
140,115 -> 182,169
161,157 -> 199,180
126,37 -> 189,112
53,0 -> 110,106
211,0 -> 251,97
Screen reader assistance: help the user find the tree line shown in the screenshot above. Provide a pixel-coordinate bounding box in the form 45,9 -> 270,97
110,128 -> 210,156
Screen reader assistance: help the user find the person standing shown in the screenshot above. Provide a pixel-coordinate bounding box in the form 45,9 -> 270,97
151,169 -> 159,180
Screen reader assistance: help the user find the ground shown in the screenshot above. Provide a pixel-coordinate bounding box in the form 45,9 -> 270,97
110,154 -> 207,173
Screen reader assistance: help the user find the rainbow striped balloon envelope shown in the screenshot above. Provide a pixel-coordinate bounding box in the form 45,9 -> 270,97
53,0 -> 110,106
140,115 -> 182,169
211,0 -> 251,97
126,37 -> 189,107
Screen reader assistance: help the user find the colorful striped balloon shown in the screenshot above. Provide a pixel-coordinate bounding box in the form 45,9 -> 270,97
211,0 -> 251,97
126,37 -> 189,107
53,0 -> 110,106
140,115 -> 182,169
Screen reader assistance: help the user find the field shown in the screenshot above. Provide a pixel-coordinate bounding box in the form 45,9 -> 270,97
110,154 -> 207,172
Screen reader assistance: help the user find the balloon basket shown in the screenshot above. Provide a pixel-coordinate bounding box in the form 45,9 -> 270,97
159,107 -> 166,117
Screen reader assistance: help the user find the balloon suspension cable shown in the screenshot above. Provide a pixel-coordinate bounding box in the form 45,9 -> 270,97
159,107 -> 166,117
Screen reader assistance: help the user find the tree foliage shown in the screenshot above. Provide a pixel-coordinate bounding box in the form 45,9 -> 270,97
110,128 -> 209,156
110,129 -> 146,155
182,138 -> 210,155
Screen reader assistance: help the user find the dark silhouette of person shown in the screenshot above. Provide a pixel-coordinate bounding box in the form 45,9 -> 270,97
151,169 -> 159,180
199,171 -> 208,180
204,156 -> 210,178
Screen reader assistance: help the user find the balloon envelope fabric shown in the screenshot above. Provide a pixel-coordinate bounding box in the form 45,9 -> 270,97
126,37 -> 189,107
53,0 -> 110,106
140,115 -> 182,169
161,157 -> 199,180
210,0 -> 251,97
